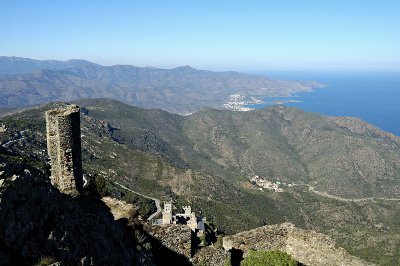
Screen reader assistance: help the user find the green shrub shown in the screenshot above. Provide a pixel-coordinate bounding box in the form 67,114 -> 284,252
241,250 -> 298,266
35,256 -> 56,266
214,235 -> 223,249
94,175 -> 109,197
223,259 -> 231,266
198,234 -> 207,246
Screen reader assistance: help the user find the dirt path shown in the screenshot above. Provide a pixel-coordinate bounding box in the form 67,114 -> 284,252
114,182 -> 161,221
1,130 -> 27,147
307,185 -> 400,202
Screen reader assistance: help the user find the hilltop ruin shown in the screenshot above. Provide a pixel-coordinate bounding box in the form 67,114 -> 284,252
46,105 -> 83,195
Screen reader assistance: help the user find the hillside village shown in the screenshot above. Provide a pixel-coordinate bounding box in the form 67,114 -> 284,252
250,175 -> 294,192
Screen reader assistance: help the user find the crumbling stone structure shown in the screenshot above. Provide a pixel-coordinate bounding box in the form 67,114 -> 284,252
46,105 -> 83,195
162,202 -> 173,225
156,202 -> 206,234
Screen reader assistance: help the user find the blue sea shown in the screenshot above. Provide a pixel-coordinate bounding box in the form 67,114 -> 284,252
247,71 -> 400,136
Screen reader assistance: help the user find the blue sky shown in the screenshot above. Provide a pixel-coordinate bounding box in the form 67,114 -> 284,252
1,0 -> 399,71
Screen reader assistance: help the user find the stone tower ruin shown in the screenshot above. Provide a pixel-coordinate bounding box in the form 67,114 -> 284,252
46,105 -> 83,195
162,202 -> 173,224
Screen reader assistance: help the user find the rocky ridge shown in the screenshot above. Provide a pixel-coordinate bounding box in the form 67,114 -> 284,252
222,223 -> 371,266
0,56 -> 322,113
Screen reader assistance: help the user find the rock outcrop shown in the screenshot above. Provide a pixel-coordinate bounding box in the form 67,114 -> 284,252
144,224 -> 192,265
192,246 -> 230,266
222,223 -> 372,266
0,157 -> 138,265
102,196 -> 138,221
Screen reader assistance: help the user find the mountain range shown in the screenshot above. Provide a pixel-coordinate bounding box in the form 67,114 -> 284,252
0,56 -> 321,113
1,99 -> 399,265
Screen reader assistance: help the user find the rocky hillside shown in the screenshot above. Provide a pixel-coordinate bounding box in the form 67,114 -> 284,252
76,98 -> 400,199
1,100 -> 400,265
0,102 -> 371,266
0,153 -> 141,265
0,56 -> 321,113
0,160 -> 366,266
223,223 -> 370,266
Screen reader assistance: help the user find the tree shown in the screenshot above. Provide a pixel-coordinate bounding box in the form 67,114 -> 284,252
241,250 -> 298,266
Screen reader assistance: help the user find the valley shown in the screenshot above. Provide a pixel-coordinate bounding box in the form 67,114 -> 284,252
1,99 -> 400,265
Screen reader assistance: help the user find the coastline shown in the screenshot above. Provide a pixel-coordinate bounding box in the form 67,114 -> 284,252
223,94 -> 306,111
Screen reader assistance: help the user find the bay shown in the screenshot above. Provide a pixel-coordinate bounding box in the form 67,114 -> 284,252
247,71 -> 400,136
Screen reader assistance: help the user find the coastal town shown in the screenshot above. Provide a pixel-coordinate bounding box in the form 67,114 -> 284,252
223,94 -> 263,111
223,94 -> 303,111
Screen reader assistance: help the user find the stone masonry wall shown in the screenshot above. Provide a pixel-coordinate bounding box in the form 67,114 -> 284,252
46,105 -> 82,195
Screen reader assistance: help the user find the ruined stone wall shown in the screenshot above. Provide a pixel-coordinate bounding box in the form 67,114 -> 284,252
162,202 -> 173,224
162,212 -> 172,225
46,105 -> 82,195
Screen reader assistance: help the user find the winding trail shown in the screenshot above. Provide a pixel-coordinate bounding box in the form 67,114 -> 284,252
1,130 -> 27,147
307,185 -> 400,203
114,182 -> 161,221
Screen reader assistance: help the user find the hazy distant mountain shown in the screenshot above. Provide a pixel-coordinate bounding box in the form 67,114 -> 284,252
0,56 -> 321,113
0,56 -> 98,75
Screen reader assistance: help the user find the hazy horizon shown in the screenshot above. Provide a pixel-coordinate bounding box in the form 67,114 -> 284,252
1,1 -> 399,72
